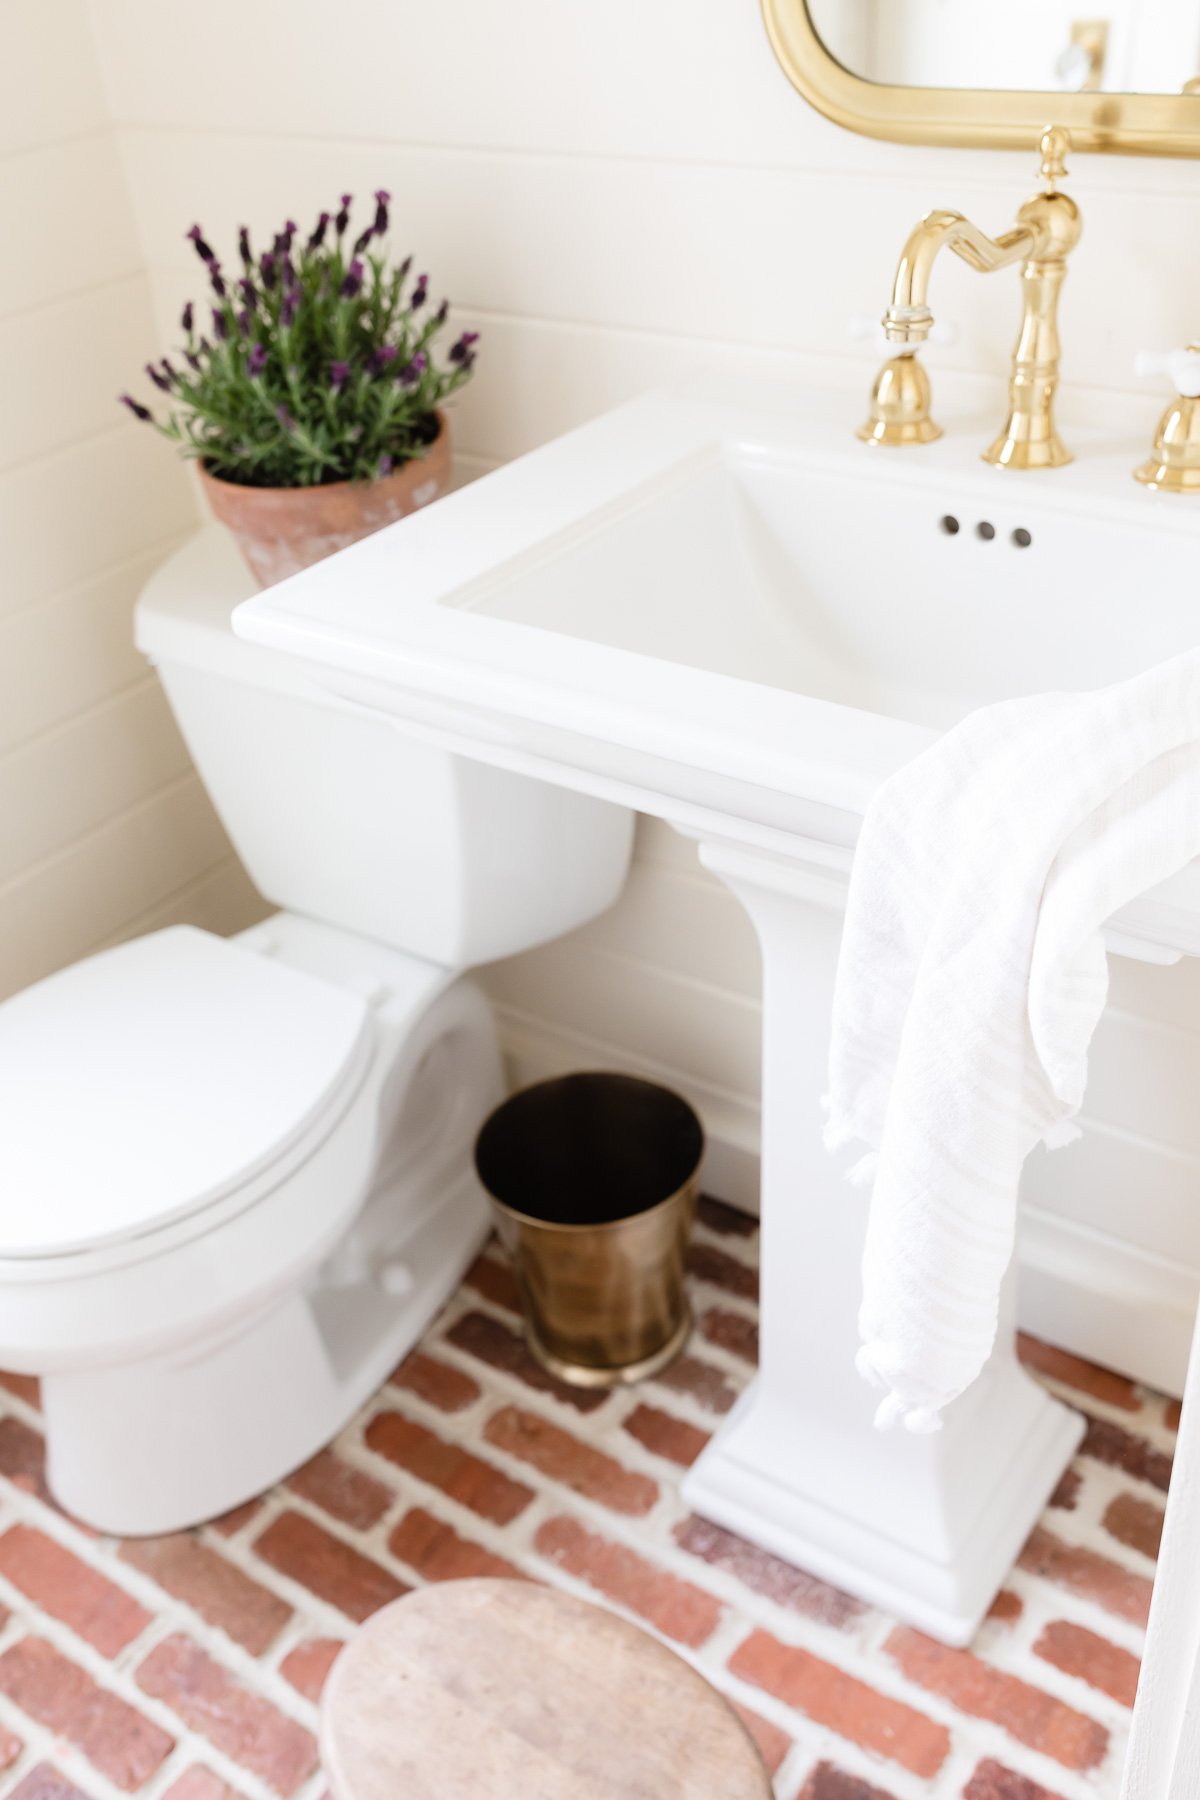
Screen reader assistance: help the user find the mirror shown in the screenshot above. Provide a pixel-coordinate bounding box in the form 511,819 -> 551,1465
763,0 -> 1200,155
808,3 -> 1200,97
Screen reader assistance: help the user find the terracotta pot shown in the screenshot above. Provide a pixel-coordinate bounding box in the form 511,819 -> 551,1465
198,410 -> 452,587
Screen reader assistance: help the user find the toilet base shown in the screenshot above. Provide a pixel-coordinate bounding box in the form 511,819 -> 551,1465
43,1164 -> 490,1536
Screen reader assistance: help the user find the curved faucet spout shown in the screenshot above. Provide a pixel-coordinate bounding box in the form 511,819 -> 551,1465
884,210 -> 1036,346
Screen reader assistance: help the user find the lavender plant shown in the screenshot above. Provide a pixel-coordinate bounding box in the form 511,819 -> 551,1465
119,192 -> 478,488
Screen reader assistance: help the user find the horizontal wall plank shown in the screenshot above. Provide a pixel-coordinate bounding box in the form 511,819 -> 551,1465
0,0 -> 108,156
102,853 -> 267,948
0,775 -> 234,1000
0,425 -> 196,621
0,133 -> 141,318
0,680 -> 191,888
0,275 -> 159,472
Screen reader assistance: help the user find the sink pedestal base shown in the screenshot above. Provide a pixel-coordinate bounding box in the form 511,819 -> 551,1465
681,838 -> 1084,1646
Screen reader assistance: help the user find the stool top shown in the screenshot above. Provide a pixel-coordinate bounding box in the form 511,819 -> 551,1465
321,1579 -> 774,1800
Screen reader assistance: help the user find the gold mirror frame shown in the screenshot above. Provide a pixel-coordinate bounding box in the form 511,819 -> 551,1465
762,0 -> 1200,156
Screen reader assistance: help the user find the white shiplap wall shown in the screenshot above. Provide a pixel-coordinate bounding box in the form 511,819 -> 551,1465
69,1 -> 1200,1385
0,1 -> 263,1001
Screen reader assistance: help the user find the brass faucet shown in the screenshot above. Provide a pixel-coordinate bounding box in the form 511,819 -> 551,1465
859,127 -> 1082,469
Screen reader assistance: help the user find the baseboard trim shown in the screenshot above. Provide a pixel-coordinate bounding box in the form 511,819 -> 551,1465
494,1007 -> 1198,1399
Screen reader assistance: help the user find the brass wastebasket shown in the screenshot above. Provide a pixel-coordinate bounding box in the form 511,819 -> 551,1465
474,1073 -> 704,1387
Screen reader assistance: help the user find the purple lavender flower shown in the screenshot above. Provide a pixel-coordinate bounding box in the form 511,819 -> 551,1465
181,301 -> 194,334
330,360 -> 351,389
211,307 -> 228,341
237,308 -> 252,336
377,453 -> 394,477
239,277 -> 257,309
367,344 -> 399,375
278,220 -> 297,251
209,261 -> 227,298
373,189 -> 390,235
248,342 -> 268,376
433,298 -> 448,326
280,288 -> 300,327
335,193 -> 352,235
339,258 -> 364,299
238,225 -> 252,266
280,253 -> 296,289
398,351 -> 428,386
184,349 -> 201,372
160,357 -> 176,382
306,211 -> 330,252
187,224 -> 215,263
353,225 -> 374,255
410,273 -> 428,309
145,360 -> 172,392
277,402 -> 296,431
397,255 -> 412,283
260,251 -> 277,291
448,329 -> 479,364
119,392 -> 153,422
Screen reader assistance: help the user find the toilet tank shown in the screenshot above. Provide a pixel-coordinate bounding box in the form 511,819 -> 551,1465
136,532 -> 634,966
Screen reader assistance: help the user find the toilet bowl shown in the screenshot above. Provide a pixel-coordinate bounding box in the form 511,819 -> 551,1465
0,529 -> 635,1535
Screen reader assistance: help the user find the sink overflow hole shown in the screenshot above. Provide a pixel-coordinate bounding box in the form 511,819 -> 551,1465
939,515 -> 960,535
1012,527 -> 1033,548
975,520 -> 996,541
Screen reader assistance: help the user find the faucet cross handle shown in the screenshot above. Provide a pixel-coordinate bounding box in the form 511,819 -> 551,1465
1038,125 -> 1071,192
1135,346 -> 1200,399
1134,345 -> 1200,492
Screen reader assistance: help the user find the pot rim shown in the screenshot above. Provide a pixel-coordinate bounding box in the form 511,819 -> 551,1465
197,406 -> 448,496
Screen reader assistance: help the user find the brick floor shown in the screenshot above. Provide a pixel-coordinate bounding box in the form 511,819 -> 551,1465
0,1203 -> 1164,1798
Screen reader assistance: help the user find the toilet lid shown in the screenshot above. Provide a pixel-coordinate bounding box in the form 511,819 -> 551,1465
0,927 -> 371,1259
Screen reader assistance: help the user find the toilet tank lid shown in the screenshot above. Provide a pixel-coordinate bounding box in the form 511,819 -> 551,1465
0,927 -> 371,1259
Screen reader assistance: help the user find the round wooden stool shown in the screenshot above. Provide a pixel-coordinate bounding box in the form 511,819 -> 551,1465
320,1579 -> 775,1799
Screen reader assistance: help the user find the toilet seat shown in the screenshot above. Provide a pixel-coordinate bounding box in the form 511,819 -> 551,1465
0,926 -> 373,1261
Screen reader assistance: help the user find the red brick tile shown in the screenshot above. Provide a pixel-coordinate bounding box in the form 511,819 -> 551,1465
697,1196 -> 758,1238
730,1629 -> 949,1778
389,1508 -> 524,1583
463,1253 -> 522,1313
0,1721 -> 20,1769
8,1769 -> 98,1800
1016,1336 -> 1140,1412
798,1765 -> 900,1800
210,1499 -> 263,1538
0,1372 -> 40,1407
674,1516 -> 864,1630
535,1515 -> 720,1648
653,1353 -> 740,1416
0,1636 -> 174,1790
287,1449 -> 392,1530
1033,1620 -> 1141,1708
686,1243 -> 757,1301
1165,1397 -> 1182,1432
698,1307 -> 759,1363
1103,1492 -> 1164,1561
987,1590 -> 1024,1624
884,1627 -> 1108,1771
137,1634 -> 317,1796
390,1349 -> 481,1413
1049,1468 -> 1081,1512
963,1760 -> 1069,1800
120,1533 -> 291,1655
161,1770 -> 251,1800
484,1407 -> 658,1516
0,1418 -> 56,1509
1018,1526 -> 1154,1626
0,1526 -> 150,1657
444,1312 -> 609,1414
730,1701 -> 791,1777
279,1638 -> 345,1705
622,1403 -> 710,1468
365,1410 -> 533,1524
253,1513 -> 406,1625
1080,1414 -> 1172,1492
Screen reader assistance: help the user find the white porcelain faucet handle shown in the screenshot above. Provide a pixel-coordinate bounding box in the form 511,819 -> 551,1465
1135,347 -> 1200,398
849,315 -> 958,354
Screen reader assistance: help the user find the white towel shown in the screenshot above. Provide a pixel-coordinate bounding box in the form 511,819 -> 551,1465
824,648 -> 1200,1433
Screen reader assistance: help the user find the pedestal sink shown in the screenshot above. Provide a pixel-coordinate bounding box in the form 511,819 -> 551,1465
235,374 -> 1200,1643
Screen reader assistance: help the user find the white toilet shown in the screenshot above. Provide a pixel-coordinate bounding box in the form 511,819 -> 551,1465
0,530 -> 634,1536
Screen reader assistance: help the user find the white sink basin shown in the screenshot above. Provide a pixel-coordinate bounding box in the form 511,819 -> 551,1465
236,375 -> 1200,1643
